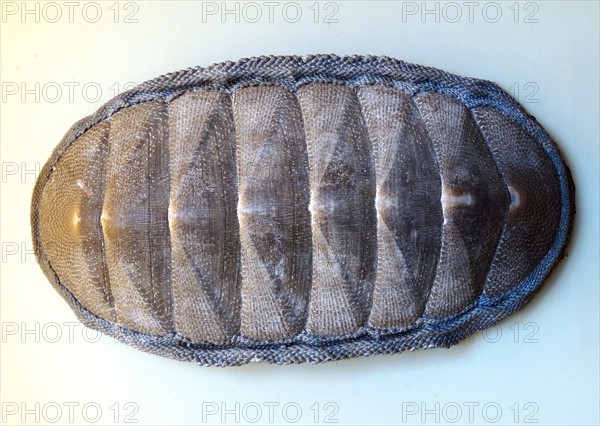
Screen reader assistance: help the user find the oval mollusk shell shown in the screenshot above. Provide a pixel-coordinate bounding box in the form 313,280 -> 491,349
31,55 -> 575,366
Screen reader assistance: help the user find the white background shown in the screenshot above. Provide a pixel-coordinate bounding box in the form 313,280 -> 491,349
1,1 -> 598,425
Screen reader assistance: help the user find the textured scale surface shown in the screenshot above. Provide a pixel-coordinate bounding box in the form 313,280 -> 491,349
31,55 -> 574,366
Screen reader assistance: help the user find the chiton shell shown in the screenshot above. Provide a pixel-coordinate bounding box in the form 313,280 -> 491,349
31,55 -> 575,366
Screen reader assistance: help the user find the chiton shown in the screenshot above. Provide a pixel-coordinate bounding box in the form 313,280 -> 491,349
31,55 -> 575,366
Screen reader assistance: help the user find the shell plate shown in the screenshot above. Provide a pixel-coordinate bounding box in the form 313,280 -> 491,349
31,55 -> 575,366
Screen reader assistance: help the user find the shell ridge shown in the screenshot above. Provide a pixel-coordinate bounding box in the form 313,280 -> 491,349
94,123 -> 117,317
148,101 -> 173,330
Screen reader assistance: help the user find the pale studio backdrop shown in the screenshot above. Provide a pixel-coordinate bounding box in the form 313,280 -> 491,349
1,1 -> 598,425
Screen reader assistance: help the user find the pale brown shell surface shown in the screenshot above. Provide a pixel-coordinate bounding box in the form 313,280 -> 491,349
31,55 -> 574,365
